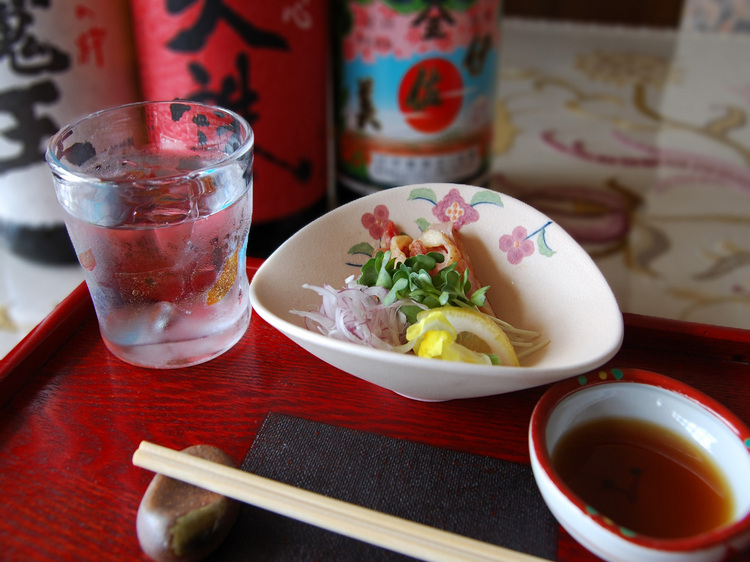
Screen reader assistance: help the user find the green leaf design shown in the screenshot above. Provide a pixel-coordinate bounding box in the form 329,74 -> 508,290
537,229 -> 556,257
469,190 -> 504,207
408,188 -> 437,204
415,217 -> 431,232
348,242 -> 375,256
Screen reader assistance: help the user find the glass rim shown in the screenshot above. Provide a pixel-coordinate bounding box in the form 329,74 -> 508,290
44,100 -> 254,187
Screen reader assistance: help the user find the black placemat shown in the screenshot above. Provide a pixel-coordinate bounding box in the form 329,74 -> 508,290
211,413 -> 558,561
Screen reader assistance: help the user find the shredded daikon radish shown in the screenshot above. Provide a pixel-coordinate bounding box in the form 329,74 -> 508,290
292,276 -> 549,363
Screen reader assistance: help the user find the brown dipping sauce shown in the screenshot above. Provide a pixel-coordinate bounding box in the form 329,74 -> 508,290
552,417 -> 734,539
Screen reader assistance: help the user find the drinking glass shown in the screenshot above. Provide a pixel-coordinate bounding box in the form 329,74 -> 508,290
46,101 -> 254,368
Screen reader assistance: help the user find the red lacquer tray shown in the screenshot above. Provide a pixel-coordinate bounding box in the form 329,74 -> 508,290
1,258 -> 749,561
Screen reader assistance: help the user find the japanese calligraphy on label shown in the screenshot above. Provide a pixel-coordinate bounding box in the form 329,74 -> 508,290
332,0 -> 501,198
0,0 -> 139,226
130,0 -> 330,225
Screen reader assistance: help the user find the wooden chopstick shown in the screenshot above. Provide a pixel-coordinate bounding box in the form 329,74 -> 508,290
133,441 -> 546,562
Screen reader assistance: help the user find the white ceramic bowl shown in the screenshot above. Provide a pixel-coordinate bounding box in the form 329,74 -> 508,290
249,183 -> 623,401
529,368 -> 750,562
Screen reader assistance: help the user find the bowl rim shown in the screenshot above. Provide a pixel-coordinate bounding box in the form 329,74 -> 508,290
249,182 -> 625,400
46,100 -> 254,186
529,367 -> 750,552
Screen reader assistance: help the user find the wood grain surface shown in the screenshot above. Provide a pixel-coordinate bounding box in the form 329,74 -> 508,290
1,259 -> 748,561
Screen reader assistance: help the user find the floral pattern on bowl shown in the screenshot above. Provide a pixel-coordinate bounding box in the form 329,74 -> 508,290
348,186 -> 556,266
249,183 -> 623,402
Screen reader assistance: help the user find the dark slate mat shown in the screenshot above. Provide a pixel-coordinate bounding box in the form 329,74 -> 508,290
210,412 -> 558,561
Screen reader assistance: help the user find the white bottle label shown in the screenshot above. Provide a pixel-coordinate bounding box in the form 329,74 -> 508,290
0,0 -> 138,226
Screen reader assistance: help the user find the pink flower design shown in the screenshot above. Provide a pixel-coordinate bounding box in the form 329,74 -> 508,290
361,205 -> 391,240
406,25 -> 422,46
435,33 -> 454,52
374,34 -> 392,55
361,46 -> 374,64
377,3 -> 394,18
432,188 -> 480,230
343,39 -> 356,61
352,6 -> 370,28
499,226 -> 535,265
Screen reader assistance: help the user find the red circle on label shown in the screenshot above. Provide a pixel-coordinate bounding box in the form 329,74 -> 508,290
398,58 -> 463,134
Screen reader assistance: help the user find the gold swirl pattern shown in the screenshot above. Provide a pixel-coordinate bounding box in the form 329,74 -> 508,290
492,24 -> 750,328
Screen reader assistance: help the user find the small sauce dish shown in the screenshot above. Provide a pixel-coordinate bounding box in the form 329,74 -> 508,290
529,368 -> 750,562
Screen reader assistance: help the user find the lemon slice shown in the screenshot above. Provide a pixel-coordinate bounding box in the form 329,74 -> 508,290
440,340 -> 494,365
406,307 -> 520,367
